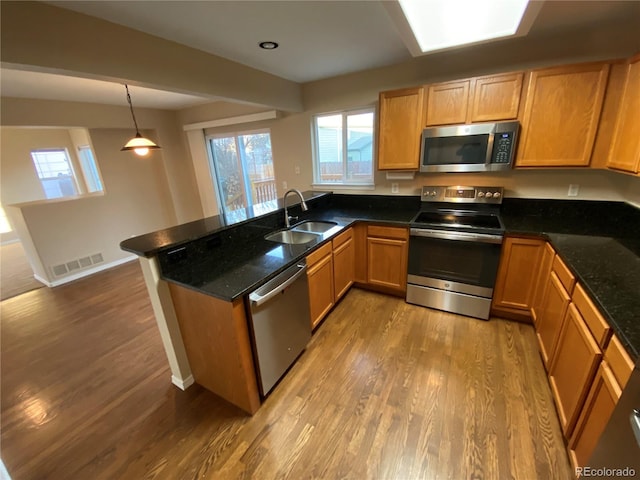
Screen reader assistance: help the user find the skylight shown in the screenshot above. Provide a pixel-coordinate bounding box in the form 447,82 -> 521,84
398,0 -> 530,54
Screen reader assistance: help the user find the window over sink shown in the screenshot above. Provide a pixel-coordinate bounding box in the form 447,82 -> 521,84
312,108 -> 375,187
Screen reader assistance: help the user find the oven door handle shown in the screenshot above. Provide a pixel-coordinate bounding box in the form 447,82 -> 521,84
410,228 -> 504,244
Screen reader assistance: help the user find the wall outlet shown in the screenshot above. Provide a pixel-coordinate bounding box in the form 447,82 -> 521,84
391,183 -> 399,194
568,184 -> 580,197
294,165 -> 300,175
282,181 -> 288,190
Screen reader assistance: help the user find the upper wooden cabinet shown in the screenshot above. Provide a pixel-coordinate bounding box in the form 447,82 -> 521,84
425,72 -> 523,126
606,54 -> 640,174
425,80 -> 470,126
516,62 -> 610,167
377,87 -> 425,170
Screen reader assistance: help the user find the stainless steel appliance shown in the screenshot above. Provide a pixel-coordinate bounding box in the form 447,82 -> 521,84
420,121 -> 519,173
406,186 -> 505,320
586,362 -> 640,478
248,261 -> 312,395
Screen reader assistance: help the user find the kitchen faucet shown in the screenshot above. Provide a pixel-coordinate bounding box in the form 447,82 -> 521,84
283,189 -> 308,228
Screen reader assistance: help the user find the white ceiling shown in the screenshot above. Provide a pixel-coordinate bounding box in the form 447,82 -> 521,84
0,69 -> 216,110
1,0 -> 638,110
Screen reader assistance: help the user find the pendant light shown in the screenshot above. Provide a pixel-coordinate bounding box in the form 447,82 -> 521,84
121,84 -> 160,157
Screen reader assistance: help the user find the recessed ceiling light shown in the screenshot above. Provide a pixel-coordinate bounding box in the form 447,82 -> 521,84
397,0 -> 531,54
259,41 -> 279,50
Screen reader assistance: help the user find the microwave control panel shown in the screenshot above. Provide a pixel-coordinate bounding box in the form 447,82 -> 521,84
491,132 -> 515,164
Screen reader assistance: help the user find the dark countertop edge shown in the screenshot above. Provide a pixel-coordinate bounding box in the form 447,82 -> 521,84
161,215 -> 414,302
120,191 -> 333,258
503,227 -> 639,361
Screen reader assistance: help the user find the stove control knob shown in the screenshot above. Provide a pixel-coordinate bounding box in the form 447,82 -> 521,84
493,192 -> 501,198
430,191 -> 437,197
478,192 -> 485,198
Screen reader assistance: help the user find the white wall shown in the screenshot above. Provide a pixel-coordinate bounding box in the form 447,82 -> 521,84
0,105 -> 193,282
178,100 -> 637,205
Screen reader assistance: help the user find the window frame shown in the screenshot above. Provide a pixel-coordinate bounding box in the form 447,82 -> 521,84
77,145 -> 104,194
30,148 -> 81,199
311,106 -> 376,188
205,128 -> 277,223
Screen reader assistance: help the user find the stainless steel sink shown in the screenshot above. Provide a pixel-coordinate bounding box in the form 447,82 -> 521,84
264,230 -> 320,244
291,221 -> 337,233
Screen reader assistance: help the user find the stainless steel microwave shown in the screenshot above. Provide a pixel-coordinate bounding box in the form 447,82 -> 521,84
419,121 -> 519,173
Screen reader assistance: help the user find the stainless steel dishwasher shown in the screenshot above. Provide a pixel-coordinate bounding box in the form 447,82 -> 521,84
248,260 -> 312,396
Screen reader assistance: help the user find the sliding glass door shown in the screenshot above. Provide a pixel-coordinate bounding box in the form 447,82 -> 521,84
207,130 -> 276,224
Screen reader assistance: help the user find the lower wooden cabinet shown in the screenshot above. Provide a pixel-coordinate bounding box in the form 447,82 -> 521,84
366,225 -> 408,293
531,242 -> 555,325
536,255 -> 575,368
307,243 -> 334,329
536,272 -> 572,367
568,335 -> 634,469
569,362 -> 621,468
332,228 -> 355,301
548,303 -> 603,437
491,236 -> 545,321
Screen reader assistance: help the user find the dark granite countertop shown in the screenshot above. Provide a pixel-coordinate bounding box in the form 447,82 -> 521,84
153,193 -> 419,302
122,193 -> 640,361
501,199 -> 640,361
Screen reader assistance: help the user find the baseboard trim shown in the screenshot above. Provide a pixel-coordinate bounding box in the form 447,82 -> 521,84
35,256 -> 138,287
172,374 -> 195,390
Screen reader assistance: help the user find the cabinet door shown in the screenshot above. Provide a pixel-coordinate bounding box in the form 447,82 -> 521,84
569,362 -> 622,469
548,303 -> 603,437
333,230 -> 354,301
367,236 -> 408,292
536,272 -> 571,367
607,55 -> 640,173
531,243 -> 555,325
307,252 -> 334,329
469,72 -> 524,122
516,62 -> 610,167
425,80 -> 470,126
491,236 -> 544,320
378,87 -> 424,170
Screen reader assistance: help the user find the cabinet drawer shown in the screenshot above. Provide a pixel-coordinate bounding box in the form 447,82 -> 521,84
306,242 -> 332,267
367,225 -> 408,240
572,283 -> 612,348
604,335 -> 634,389
332,228 -> 353,249
552,255 -> 575,294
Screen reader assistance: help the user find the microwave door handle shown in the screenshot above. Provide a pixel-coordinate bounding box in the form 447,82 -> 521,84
485,131 -> 496,165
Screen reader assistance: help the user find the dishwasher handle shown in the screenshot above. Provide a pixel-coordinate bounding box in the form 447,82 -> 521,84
249,263 -> 307,307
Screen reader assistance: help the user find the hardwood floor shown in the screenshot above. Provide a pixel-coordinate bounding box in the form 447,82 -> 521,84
1,262 -> 573,479
0,242 -> 43,301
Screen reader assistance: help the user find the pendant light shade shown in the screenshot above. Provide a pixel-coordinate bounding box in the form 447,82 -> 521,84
121,84 -> 160,157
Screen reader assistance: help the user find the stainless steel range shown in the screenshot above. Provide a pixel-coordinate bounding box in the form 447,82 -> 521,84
406,185 -> 505,320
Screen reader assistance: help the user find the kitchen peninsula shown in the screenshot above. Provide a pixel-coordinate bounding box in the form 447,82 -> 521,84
121,191 -> 640,415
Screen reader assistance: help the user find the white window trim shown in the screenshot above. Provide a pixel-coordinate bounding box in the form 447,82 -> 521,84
312,106 -> 376,187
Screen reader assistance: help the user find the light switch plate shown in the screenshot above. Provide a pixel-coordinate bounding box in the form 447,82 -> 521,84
568,184 -> 579,197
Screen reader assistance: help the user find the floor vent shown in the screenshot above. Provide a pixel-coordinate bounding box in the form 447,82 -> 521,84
51,252 -> 105,278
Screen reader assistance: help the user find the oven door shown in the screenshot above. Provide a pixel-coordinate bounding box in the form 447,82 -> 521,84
406,228 -> 503,319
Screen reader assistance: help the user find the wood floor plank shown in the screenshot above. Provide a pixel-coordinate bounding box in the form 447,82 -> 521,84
1,265 -> 573,480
